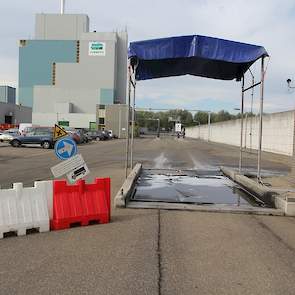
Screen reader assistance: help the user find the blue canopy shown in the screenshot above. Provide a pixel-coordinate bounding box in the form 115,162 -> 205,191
128,35 -> 268,81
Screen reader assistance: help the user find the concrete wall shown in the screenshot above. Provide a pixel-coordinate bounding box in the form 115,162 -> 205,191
35,14 -> 89,40
32,112 -> 95,129
0,102 -> 32,124
186,111 -> 294,156
105,104 -> 129,138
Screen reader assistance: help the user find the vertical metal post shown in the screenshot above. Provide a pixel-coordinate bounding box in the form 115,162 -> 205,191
130,80 -> 136,169
61,0 -> 65,14
244,113 -> 248,149
208,112 -> 211,141
125,68 -> 131,178
250,75 -> 254,151
157,119 -> 160,138
118,107 -> 121,139
239,76 -> 245,173
257,57 -> 265,181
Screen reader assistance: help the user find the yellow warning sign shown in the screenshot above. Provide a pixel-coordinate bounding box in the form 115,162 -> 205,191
53,124 -> 68,140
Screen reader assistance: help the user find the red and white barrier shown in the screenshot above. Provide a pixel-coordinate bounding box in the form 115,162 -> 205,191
0,181 -> 52,238
0,178 -> 110,239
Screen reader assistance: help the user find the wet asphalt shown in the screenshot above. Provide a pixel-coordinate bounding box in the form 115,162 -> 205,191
0,136 -> 295,295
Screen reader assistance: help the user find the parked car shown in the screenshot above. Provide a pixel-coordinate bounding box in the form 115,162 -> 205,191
62,127 -> 83,144
86,130 -> 105,141
75,128 -> 90,143
102,130 -> 112,140
0,129 -> 20,142
10,128 -> 55,149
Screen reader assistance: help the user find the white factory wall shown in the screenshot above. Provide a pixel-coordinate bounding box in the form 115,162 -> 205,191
32,113 -> 96,128
186,111 -> 294,156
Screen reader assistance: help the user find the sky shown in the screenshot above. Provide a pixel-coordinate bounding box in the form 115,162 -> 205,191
1,0 -> 295,113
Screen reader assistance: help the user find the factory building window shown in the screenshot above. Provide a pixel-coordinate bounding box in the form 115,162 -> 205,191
98,118 -> 105,125
98,104 -> 105,110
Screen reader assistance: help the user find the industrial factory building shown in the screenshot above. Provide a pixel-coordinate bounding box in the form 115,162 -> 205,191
0,86 -> 32,125
18,12 -> 128,133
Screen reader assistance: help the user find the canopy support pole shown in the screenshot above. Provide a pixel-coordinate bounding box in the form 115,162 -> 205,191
130,79 -> 136,169
250,70 -> 255,152
257,57 -> 265,181
125,67 -> 132,178
239,76 -> 245,173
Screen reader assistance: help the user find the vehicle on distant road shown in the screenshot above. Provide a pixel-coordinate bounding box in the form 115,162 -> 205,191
10,128 -> 55,149
0,129 -> 19,142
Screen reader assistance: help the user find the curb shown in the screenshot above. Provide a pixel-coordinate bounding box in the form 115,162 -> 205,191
114,163 -> 142,208
127,201 -> 284,216
221,166 -> 295,216
275,193 -> 295,216
221,166 -> 278,207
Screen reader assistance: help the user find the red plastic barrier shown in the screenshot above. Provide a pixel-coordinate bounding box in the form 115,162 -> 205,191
51,178 -> 111,230
0,124 -> 18,131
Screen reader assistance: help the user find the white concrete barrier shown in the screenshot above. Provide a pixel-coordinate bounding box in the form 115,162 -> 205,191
0,181 -> 52,238
186,111 -> 294,156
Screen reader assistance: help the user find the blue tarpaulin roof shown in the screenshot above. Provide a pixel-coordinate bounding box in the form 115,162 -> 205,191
128,35 -> 268,81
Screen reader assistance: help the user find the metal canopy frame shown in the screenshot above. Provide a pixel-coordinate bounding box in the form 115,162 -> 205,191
125,56 -> 268,182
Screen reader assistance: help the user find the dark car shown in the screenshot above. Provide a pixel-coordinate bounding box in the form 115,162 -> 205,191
76,128 -> 90,143
102,130 -> 111,140
86,130 -> 105,141
10,127 -> 55,149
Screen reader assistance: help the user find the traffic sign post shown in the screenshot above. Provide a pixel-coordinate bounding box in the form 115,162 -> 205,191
54,137 -> 77,160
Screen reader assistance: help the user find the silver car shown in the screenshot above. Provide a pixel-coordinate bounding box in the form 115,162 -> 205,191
0,129 -> 19,142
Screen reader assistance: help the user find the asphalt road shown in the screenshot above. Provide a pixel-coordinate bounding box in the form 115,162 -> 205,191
0,136 -> 295,295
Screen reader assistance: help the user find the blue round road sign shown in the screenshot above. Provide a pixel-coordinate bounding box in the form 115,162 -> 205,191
55,137 -> 77,160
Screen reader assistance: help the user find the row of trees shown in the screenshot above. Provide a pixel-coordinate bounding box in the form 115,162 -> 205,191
136,109 -> 254,131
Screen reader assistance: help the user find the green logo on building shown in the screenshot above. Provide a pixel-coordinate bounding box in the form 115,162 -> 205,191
89,41 -> 106,56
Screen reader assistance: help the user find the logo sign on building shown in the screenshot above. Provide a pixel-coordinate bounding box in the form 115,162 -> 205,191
89,41 -> 106,56
54,137 -> 77,160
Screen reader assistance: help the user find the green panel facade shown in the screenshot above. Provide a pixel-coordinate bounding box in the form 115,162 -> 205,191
19,40 -> 77,108
100,88 -> 114,105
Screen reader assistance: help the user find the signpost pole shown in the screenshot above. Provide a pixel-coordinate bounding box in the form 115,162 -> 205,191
130,79 -> 136,169
257,57 -> 265,181
239,76 -> 245,173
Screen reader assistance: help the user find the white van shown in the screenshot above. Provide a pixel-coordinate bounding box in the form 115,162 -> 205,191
18,123 -> 39,135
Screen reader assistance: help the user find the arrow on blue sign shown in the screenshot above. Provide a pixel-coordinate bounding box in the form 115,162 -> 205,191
55,137 -> 77,160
